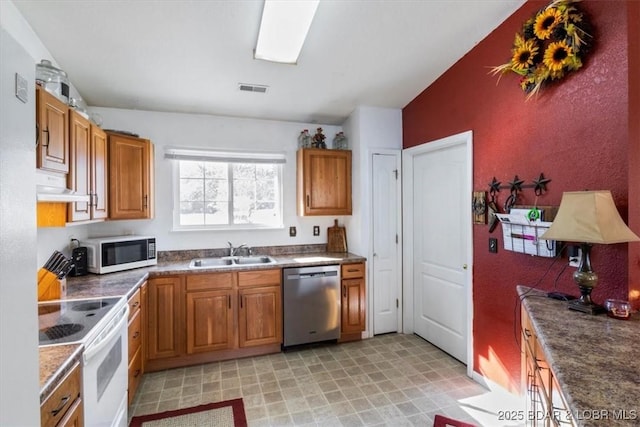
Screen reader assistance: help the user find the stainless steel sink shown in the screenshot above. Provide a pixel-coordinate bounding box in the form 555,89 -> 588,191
189,258 -> 234,268
234,256 -> 276,265
189,256 -> 276,269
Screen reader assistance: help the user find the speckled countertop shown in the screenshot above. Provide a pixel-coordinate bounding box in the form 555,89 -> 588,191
518,286 -> 640,426
41,249 -> 365,401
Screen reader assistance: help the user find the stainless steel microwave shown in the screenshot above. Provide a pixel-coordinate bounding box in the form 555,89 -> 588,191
81,235 -> 156,274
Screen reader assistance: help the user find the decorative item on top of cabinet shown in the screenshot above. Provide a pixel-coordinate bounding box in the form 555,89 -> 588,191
332,132 -> 348,150
127,282 -> 146,406
40,362 -> 83,427
312,127 -> 326,148
297,148 -> 352,216
67,111 -> 108,222
36,86 -> 69,174
106,131 -> 154,219
340,262 -> 366,342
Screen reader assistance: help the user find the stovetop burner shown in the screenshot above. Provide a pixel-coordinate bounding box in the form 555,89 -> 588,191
38,296 -> 124,346
39,323 -> 84,341
72,301 -> 110,311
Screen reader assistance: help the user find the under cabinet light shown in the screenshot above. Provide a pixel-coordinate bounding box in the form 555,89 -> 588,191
254,0 -> 320,64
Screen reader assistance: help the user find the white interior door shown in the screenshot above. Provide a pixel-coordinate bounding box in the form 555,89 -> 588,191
404,132 -> 472,364
372,151 -> 401,335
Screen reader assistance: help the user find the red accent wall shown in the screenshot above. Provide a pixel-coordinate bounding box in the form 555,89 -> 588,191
403,0 -> 638,391
628,0 -> 640,310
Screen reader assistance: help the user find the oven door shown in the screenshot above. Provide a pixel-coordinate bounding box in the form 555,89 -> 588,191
82,304 -> 129,427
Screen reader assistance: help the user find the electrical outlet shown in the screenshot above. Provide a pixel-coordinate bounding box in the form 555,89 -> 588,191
489,238 -> 498,253
568,246 -> 581,267
313,226 -> 320,236
289,226 -> 297,237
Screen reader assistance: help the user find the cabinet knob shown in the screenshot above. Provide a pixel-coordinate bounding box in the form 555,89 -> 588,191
462,264 -> 468,270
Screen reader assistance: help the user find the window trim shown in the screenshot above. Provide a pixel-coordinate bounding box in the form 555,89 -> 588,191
167,148 -> 285,231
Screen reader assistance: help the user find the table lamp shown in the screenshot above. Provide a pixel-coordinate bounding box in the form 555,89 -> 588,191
541,190 -> 639,314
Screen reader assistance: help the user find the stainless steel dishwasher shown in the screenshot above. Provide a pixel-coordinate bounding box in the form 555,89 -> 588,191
283,265 -> 341,347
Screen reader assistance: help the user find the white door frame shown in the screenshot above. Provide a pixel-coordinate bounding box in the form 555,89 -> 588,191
402,131 -> 474,377
368,149 -> 403,336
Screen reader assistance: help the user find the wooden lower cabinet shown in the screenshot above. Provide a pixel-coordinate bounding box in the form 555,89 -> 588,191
340,263 -> 366,342
41,362 -> 82,427
146,269 -> 282,372
186,289 -> 235,353
147,276 -> 183,361
127,282 -> 146,406
522,306 -> 574,427
238,285 -> 282,348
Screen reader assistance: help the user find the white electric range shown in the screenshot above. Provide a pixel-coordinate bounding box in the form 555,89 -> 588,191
39,296 -> 129,427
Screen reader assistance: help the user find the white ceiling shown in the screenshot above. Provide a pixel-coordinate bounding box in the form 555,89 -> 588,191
14,0 -> 524,125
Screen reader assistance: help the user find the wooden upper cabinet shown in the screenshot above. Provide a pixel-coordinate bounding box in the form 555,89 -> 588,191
297,148 -> 352,216
107,132 -> 154,219
67,110 -> 91,221
36,86 -> 69,174
91,126 -> 109,219
67,112 -> 108,222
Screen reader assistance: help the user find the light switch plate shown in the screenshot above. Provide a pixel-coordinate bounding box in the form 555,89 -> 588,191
489,237 -> 498,253
289,226 -> 296,237
15,73 -> 28,103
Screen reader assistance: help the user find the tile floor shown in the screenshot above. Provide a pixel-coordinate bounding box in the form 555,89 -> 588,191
129,334 -> 521,426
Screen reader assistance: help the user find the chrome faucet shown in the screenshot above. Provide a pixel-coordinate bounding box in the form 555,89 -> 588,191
228,242 -> 247,257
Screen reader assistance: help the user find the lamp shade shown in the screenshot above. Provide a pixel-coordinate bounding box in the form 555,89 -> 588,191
541,191 -> 640,244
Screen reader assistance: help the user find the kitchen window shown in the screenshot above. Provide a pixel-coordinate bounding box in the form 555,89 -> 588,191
165,148 -> 284,230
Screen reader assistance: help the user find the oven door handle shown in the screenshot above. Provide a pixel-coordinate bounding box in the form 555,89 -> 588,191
83,305 -> 129,363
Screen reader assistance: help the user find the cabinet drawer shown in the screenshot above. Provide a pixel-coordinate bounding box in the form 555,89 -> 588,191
41,362 -> 81,427
238,269 -> 281,288
128,308 -> 142,361
128,347 -> 143,407
57,395 -> 82,427
341,263 -> 364,279
186,272 -> 234,291
128,287 -> 141,321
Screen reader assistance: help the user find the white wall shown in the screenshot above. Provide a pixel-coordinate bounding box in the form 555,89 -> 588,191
343,106 -> 403,257
37,107 -> 350,255
0,20 -> 40,427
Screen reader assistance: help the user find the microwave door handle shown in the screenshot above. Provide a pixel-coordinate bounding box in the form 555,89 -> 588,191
83,305 -> 129,363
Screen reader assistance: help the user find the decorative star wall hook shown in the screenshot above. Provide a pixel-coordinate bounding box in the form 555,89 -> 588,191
508,175 -> 525,194
532,173 -> 551,196
489,177 -> 501,195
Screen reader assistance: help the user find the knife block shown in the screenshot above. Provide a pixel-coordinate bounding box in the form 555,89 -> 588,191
37,268 -> 62,301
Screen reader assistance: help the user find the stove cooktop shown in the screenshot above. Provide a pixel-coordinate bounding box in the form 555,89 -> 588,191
38,296 -> 125,346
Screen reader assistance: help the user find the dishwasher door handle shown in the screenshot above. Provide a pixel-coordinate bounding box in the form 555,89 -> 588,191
288,271 -> 338,280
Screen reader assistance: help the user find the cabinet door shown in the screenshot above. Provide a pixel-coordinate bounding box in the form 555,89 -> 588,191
341,278 -> 366,334
238,285 -> 282,347
186,289 -> 235,353
91,125 -> 109,219
36,87 -> 69,174
67,110 -> 91,221
297,149 -> 352,216
147,277 -> 183,360
108,133 -> 153,219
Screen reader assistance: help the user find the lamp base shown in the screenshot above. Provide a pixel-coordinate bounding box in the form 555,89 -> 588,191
568,299 -> 605,315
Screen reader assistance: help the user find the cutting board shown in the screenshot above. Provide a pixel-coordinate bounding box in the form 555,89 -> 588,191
327,219 -> 348,253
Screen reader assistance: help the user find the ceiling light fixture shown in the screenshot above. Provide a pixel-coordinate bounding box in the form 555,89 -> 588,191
254,0 -> 319,64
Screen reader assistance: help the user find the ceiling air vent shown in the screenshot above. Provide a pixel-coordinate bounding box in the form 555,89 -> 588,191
239,83 -> 268,93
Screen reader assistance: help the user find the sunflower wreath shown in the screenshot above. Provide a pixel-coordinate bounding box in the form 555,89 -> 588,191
490,0 -> 593,99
